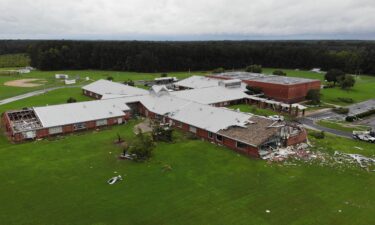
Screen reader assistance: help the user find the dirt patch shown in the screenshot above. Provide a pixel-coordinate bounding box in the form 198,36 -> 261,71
4,79 -> 47,87
134,119 -> 153,134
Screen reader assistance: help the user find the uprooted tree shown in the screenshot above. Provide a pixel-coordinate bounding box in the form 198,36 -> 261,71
128,129 -> 155,161
152,123 -> 173,142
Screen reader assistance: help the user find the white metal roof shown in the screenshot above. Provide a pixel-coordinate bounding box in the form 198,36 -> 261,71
33,98 -> 130,128
154,77 -> 177,81
82,79 -> 148,97
170,86 -> 248,105
174,75 -> 220,89
168,101 -> 253,133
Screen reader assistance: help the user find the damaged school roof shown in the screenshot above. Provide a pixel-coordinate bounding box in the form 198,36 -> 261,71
167,100 -> 253,133
174,75 -> 220,89
218,116 -> 282,147
82,79 -> 149,97
33,98 -> 130,128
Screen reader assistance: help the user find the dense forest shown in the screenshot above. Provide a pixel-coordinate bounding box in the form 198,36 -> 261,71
1,40 -> 375,75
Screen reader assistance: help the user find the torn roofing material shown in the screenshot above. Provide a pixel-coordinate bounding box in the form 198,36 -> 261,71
33,98 -> 130,128
218,116 -> 281,147
82,79 -> 149,97
167,99 -> 253,133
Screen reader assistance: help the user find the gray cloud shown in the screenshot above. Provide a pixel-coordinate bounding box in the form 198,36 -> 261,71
0,0 -> 374,39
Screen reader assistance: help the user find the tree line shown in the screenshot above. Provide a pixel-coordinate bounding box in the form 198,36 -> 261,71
1,40 -> 375,75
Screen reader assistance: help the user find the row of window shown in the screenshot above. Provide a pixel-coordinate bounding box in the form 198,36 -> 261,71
172,120 -> 249,150
47,118 -> 123,135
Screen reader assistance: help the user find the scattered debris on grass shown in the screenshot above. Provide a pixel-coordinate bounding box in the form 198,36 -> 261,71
107,175 -> 122,185
162,164 -> 173,172
261,141 -> 375,171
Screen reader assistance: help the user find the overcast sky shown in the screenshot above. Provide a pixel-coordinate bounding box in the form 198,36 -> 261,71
1,0 -> 375,40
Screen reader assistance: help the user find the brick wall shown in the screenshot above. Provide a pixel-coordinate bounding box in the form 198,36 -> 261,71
286,129 -> 307,146
36,129 -> 49,138
63,125 -> 74,133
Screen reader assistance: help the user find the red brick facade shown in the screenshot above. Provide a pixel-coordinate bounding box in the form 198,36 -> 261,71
208,75 -> 321,103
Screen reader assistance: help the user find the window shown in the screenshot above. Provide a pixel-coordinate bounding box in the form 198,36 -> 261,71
216,134 -> 223,142
49,126 -> 63,135
236,141 -> 248,149
208,132 -> 214,139
189,126 -> 197,133
74,123 -> 86,130
174,121 -> 182,128
96,119 -> 108,127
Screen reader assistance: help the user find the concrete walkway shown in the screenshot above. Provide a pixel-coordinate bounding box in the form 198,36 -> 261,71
0,86 -> 81,106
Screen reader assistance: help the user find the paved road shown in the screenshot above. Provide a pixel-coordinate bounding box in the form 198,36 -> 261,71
0,86 -> 81,106
298,117 -> 352,139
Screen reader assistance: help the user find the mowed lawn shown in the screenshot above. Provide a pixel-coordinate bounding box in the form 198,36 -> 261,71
1,68 -> 375,106
228,104 -> 276,117
263,68 -> 375,106
0,69 -> 208,100
0,89 -> 375,225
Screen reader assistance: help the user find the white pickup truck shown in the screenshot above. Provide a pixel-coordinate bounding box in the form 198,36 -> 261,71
353,130 -> 375,143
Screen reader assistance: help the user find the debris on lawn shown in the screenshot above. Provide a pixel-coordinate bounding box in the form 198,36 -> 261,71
265,210 -> 271,213
107,175 -> 122,185
162,164 -> 173,172
119,152 -> 136,160
261,141 -> 375,171
334,151 -> 375,169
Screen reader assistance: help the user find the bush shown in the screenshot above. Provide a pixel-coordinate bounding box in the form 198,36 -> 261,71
333,107 -> 349,114
323,82 -> 335,89
161,73 -> 168,77
107,76 -> 114,81
212,67 -> 225,74
345,116 -> 355,122
245,85 -> 262,95
245,64 -> 262,73
338,75 -> 356,90
272,70 -> 286,76
67,97 -> 77,103
306,89 -> 321,104
356,109 -> 375,118
310,131 -> 325,139
124,79 -> 135,86
337,97 -> 354,103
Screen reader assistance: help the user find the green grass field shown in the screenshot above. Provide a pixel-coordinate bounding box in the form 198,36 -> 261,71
228,104 -> 277,117
316,120 -> 371,133
0,87 -> 375,225
1,68 -> 374,106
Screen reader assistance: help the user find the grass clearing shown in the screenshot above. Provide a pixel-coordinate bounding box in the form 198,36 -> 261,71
1,68 -> 375,106
0,120 -> 374,225
0,88 -> 374,225
316,120 -> 371,133
228,104 -> 277,117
